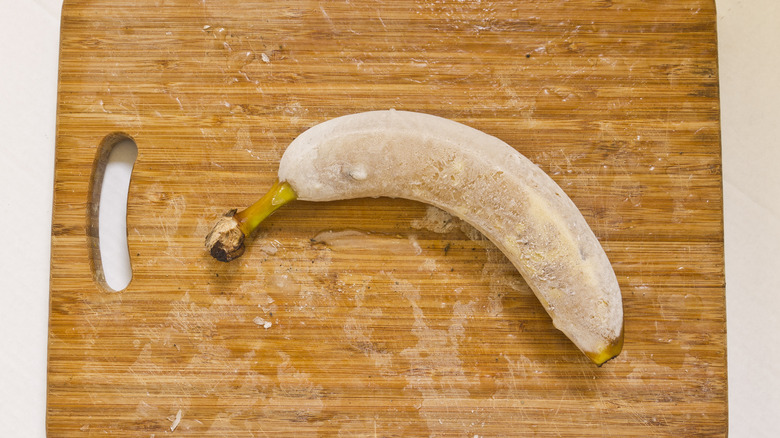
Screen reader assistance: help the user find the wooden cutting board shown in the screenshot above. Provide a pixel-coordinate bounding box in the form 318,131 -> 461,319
48,0 -> 726,436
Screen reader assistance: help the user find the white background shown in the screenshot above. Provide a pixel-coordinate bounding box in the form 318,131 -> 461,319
1,0 -> 777,435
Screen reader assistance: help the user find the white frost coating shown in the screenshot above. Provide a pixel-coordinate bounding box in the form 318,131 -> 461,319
277,110 -> 623,362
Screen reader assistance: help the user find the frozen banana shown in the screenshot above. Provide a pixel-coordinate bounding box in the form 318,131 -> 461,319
206,110 -> 623,365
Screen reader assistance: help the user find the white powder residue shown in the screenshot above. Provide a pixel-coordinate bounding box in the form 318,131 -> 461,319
253,316 -> 273,329
257,241 -> 279,255
419,258 -> 438,272
412,206 -> 458,233
408,235 -> 423,255
169,409 -> 182,431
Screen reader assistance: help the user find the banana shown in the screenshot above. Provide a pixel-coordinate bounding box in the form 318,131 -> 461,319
206,110 -> 623,365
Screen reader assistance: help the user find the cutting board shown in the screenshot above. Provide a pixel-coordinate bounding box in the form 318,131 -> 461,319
48,0 -> 726,436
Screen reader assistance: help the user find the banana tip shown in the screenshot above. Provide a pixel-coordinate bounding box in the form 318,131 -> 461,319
205,210 -> 246,262
587,326 -> 625,366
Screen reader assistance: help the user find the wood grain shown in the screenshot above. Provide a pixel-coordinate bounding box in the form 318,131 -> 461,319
48,0 -> 725,436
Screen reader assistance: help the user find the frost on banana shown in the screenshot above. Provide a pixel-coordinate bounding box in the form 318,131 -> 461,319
206,110 -> 624,365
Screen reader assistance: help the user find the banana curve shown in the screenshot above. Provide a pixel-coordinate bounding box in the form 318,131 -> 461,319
277,110 -> 623,365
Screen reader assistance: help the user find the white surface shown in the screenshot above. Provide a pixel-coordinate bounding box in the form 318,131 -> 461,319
718,1 -> 780,435
0,0 -> 777,435
0,0 -> 59,436
98,140 -> 137,291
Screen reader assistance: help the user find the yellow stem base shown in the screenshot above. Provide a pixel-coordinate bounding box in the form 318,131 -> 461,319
234,180 -> 298,237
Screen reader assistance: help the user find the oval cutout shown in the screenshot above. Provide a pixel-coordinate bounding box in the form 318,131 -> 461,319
90,135 -> 138,291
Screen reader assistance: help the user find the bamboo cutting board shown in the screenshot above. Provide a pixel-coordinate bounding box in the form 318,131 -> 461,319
48,0 -> 726,436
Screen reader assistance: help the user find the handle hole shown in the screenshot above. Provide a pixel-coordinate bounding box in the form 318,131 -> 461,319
91,136 -> 137,291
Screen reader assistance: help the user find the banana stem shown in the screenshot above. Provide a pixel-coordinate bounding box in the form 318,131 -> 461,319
234,180 -> 298,236
205,180 -> 297,262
